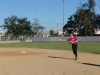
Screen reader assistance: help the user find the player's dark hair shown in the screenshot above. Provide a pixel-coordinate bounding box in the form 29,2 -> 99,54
71,31 -> 74,35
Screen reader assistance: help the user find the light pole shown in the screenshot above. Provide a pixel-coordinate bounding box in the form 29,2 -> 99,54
63,0 -> 64,27
62,0 -> 65,35
57,23 -> 58,33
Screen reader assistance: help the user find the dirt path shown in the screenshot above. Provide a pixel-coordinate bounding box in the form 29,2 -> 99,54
0,48 -> 100,75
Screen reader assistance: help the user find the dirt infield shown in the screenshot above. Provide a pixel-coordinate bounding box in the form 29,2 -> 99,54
0,48 -> 100,75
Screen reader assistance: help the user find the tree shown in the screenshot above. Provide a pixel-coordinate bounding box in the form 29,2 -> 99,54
50,30 -> 54,36
32,18 -> 45,35
77,0 -> 95,36
63,0 -> 96,36
63,15 -> 77,34
3,15 -> 18,35
3,15 -> 32,35
17,17 -> 32,35
94,14 -> 100,28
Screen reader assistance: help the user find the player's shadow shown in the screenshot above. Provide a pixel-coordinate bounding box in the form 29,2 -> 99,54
48,56 -> 74,60
77,62 -> 100,67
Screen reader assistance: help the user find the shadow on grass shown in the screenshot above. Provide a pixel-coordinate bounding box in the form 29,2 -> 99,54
48,56 -> 74,60
77,62 -> 100,67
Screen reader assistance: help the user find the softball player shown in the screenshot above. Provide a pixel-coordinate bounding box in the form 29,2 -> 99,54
60,33 -> 78,60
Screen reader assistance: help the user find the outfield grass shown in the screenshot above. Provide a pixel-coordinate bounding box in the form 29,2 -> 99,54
0,41 -> 100,54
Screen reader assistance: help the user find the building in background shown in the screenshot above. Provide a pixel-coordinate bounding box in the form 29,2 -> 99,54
0,29 -> 6,40
0,29 -> 6,36
94,28 -> 100,36
58,29 -> 63,35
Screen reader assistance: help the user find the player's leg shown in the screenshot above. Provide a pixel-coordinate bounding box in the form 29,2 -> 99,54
74,44 -> 78,60
72,44 -> 78,60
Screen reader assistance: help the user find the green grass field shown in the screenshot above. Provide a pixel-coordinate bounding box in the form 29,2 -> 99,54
0,41 -> 100,54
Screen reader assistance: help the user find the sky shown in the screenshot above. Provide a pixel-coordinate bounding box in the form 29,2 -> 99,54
0,0 -> 100,32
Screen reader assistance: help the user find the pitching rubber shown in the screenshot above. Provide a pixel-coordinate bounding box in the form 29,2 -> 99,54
20,51 -> 26,53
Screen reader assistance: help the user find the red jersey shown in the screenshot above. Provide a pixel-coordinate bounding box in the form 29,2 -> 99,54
67,37 -> 78,44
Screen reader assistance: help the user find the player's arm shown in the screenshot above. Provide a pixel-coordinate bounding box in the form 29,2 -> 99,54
73,38 -> 78,43
59,39 -> 67,42
75,40 -> 78,42
59,38 -> 70,42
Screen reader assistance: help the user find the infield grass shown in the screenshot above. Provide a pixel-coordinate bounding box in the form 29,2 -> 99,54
0,41 -> 100,54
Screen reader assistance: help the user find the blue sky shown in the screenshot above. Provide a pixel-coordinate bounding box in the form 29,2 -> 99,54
0,0 -> 100,32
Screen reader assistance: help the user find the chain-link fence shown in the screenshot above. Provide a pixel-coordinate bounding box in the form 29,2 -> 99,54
0,35 -> 33,42
1,35 -> 100,42
33,36 -> 100,42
